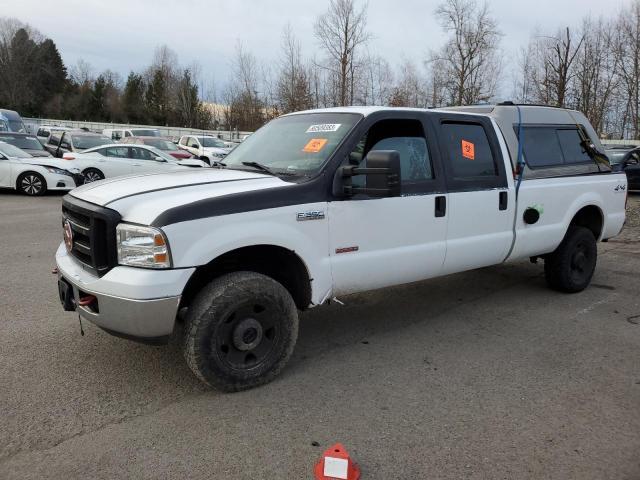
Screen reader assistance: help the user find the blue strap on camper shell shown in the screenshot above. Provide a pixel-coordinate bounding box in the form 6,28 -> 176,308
515,105 -> 525,195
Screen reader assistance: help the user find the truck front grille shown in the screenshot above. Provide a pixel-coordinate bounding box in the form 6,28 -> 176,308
62,196 -> 121,276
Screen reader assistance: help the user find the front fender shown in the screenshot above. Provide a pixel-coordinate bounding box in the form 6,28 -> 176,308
163,202 -> 332,304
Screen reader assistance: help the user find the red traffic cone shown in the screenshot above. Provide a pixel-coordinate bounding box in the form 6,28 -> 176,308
314,443 -> 360,480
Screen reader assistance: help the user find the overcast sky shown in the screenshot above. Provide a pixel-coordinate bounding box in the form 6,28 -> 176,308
1,0 -> 633,98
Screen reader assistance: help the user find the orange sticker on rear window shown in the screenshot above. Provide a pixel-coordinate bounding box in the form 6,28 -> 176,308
303,138 -> 328,153
461,140 -> 475,160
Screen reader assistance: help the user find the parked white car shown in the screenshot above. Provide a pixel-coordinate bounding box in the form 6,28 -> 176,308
103,128 -> 161,141
177,135 -> 231,164
63,143 -> 207,182
0,141 -> 82,195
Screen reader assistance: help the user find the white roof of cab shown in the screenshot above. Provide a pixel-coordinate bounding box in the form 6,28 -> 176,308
285,106 -> 482,117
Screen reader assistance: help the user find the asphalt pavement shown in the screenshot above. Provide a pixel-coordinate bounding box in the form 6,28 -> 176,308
1,191 -> 639,479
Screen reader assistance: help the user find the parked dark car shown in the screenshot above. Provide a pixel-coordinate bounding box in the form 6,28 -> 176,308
122,136 -> 194,160
607,146 -> 640,190
0,132 -> 52,157
45,131 -> 113,157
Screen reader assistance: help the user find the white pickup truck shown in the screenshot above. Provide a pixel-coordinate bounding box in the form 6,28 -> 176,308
55,104 -> 627,391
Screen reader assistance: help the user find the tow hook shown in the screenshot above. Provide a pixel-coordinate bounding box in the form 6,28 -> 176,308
78,295 -> 96,307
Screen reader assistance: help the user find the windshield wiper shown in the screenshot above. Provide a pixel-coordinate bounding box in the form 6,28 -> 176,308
241,161 -> 278,176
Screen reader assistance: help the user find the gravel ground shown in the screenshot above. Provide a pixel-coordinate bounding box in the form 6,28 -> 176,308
0,191 -> 639,480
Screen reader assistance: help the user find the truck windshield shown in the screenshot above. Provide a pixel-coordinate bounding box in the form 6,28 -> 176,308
1,135 -> 44,151
9,120 -> 26,133
223,113 -> 361,176
131,129 -> 160,137
72,135 -> 113,149
199,137 -> 227,148
0,142 -> 32,158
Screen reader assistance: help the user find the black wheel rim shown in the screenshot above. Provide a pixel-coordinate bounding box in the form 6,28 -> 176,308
84,171 -> 102,183
213,301 -> 280,370
570,241 -> 591,281
21,175 -> 42,195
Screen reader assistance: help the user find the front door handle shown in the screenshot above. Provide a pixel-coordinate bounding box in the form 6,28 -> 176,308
499,191 -> 508,211
435,195 -> 446,217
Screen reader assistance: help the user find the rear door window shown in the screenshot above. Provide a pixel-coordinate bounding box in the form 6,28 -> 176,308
105,147 -> 128,158
441,122 -> 498,178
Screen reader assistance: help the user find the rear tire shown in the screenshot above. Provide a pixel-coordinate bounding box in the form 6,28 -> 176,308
83,168 -> 104,183
183,271 -> 299,392
17,172 -> 46,196
544,226 -> 597,293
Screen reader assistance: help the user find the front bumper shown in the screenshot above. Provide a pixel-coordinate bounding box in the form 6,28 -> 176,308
55,243 -> 195,342
48,173 -> 77,191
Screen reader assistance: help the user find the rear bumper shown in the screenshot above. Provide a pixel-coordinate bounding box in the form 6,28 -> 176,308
55,243 -> 195,341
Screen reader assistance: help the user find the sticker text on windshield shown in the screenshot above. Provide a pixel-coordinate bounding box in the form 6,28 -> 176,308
306,124 -> 341,133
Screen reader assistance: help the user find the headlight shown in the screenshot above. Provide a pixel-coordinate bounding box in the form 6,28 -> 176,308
116,224 -> 171,268
212,152 -> 225,158
45,166 -> 71,176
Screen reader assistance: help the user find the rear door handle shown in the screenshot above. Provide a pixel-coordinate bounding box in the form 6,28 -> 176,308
499,191 -> 508,211
435,195 -> 446,217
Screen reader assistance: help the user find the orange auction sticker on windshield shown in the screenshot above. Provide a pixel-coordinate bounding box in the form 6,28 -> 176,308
461,140 -> 475,160
303,138 -> 328,153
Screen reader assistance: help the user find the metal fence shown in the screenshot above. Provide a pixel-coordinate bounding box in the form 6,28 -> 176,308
22,117 -> 252,142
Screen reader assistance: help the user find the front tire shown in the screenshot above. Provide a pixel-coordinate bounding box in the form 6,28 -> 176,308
17,172 -> 46,196
83,168 -> 104,183
184,272 -> 299,392
544,226 -> 597,293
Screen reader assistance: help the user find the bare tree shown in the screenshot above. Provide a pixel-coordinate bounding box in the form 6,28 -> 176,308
357,52 -> 393,105
572,17 -> 620,135
617,0 -> 640,139
388,60 -> 428,107
276,24 -> 313,113
431,0 -> 502,106
526,27 -> 584,107
224,42 -> 265,131
314,0 -> 371,106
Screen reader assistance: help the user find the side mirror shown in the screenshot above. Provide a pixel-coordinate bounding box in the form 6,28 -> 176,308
339,150 -> 401,198
191,144 -> 199,149
154,156 -> 166,162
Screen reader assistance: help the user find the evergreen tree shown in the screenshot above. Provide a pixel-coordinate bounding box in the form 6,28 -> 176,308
122,72 -> 146,123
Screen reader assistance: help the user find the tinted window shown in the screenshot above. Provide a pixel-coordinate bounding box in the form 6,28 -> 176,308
37,128 -> 50,137
129,146 -> 155,160
557,129 -> 591,164
442,123 -> 497,178
520,127 -> 564,167
0,142 -> 32,158
49,134 -> 61,146
131,129 -> 159,136
519,126 -> 594,168
144,139 -> 177,151
0,135 -> 44,150
72,135 -> 112,150
105,147 -> 129,158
